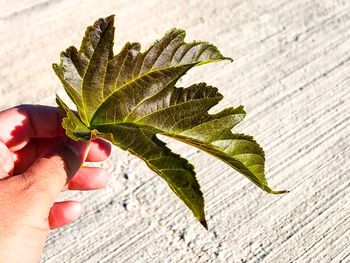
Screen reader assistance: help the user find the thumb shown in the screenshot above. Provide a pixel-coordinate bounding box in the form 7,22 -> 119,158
22,139 -> 89,203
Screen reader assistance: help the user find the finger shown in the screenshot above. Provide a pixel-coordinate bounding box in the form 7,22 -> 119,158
12,138 -> 57,175
86,138 -> 112,162
0,141 -> 14,177
21,139 -> 89,203
48,201 -> 82,230
64,167 -> 109,191
0,105 -> 65,152
0,167 -> 9,180
13,137 -> 111,174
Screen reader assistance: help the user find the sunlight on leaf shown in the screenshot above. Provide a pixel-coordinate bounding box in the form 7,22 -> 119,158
53,15 -> 287,229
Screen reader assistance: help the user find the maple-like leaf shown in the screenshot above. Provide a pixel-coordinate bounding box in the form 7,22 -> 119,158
53,15 -> 287,229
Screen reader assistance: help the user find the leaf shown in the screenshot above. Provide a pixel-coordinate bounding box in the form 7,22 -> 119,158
53,16 -> 287,229
96,123 -> 207,228
56,95 -> 92,141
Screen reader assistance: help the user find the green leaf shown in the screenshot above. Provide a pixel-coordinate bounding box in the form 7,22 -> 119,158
53,16 -> 287,229
56,95 -> 92,141
96,123 -> 207,228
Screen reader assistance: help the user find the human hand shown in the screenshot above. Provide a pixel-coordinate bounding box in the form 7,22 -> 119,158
0,105 -> 111,263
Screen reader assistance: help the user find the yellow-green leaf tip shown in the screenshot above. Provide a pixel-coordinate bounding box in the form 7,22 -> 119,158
200,219 -> 208,230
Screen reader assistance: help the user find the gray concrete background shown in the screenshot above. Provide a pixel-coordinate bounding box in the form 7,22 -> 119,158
1,0 -> 349,262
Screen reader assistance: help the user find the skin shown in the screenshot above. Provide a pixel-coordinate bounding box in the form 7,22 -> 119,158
0,105 -> 112,263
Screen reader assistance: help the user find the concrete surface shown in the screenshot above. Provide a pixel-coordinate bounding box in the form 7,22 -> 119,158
1,0 -> 349,262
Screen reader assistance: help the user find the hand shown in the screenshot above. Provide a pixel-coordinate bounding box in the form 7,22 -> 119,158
0,105 -> 111,263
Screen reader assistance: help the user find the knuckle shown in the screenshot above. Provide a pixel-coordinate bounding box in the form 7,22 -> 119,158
21,158 -> 66,194
20,170 -> 46,195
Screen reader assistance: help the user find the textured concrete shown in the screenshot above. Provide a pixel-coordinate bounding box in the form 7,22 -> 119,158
1,1 -> 349,262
